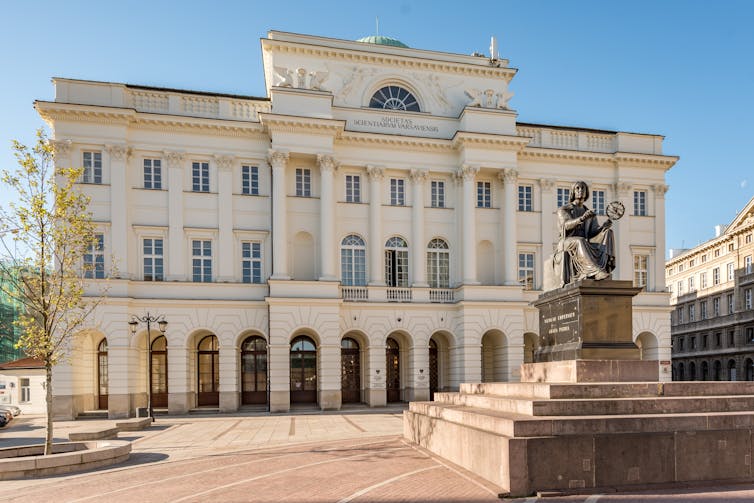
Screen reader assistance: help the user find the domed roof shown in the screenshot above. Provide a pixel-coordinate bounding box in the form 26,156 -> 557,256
356,35 -> 409,48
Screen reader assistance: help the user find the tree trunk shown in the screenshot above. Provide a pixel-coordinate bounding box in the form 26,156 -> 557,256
44,362 -> 53,456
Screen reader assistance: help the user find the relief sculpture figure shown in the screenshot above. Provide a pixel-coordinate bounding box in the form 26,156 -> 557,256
546,181 -> 617,290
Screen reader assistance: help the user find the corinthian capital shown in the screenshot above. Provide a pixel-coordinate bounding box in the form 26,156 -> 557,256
49,139 -> 72,160
268,149 -> 289,169
409,168 -> 428,184
615,181 -> 632,197
105,144 -> 131,161
652,184 -> 670,197
498,168 -> 518,184
366,165 -> 385,181
214,154 -> 235,171
457,164 -> 479,182
539,178 -> 555,192
163,151 -> 185,168
316,154 -> 338,173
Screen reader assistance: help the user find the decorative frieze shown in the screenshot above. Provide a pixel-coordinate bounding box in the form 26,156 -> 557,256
273,66 -> 329,91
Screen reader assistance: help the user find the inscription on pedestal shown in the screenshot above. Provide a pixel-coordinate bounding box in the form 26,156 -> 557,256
540,297 -> 579,347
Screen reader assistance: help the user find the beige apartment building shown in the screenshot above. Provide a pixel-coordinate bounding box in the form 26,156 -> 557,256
36,31 -> 677,419
667,196 -> 754,380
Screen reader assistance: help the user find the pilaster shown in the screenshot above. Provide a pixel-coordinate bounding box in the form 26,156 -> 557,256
652,184 -> 669,292
539,178 -> 556,265
410,168 -> 429,287
269,150 -> 290,280
216,154 -> 235,282
367,165 -> 385,286
165,151 -> 185,281
106,144 -> 131,278
317,154 -> 338,281
500,168 -> 518,285
615,181 -> 633,281
458,164 -> 479,285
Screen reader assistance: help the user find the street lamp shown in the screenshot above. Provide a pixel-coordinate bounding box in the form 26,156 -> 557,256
128,313 -> 168,422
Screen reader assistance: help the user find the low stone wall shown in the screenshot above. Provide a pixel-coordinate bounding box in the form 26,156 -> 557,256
0,440 -> 131,480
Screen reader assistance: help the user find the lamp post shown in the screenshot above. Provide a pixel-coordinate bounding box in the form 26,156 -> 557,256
128,313 -> 168,422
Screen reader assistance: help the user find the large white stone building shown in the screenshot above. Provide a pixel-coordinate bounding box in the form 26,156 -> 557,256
36,31 -> 677,419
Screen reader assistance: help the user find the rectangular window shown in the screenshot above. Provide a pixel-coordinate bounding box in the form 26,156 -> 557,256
633,190 -> 647,216
689,259 -> 695,267
701,254 -> 707,263
689,304 -> 695,322
518,253 -> 535,290
729,331 -> 735,346
702,334 -> 708,348
241,241 -> 262,284
143,159 -> 162,189
679,264 -> 684,272
295,168 -> 311,197
518,185 -> 532,211
748,327 -> 754,343
747,234 -> 753,244
390,178 -> 405,206
713,267 -> 720,285
241,165 -> 259,195
143,238 -> 164,281
700,272 -> 707,289
728,293 -> 735,314
677,281 -> 683,296
82,151 -> 102,184
746,255 -> 753,274
557,188 -> 570,208
690,336 -> 696,349
592,190 -> 605,215
633,254 -> 648,289
714,248 -> 720,258
715,332 -> 721,347
345,174 -> 361,203
679,338 -> 684,350
713,297 -> 720,317
746,288 -> 752,310
430,180 -> 445,208
728,263 -> 735,282
192,240 -> 212,282
192,162 -> 210,192
677,306 -> 684,324
477,181 -> 491,208
688,277 -> 694,292
700,301 -> 707,320
20,378 -> 30,403
84,234 -> 105,279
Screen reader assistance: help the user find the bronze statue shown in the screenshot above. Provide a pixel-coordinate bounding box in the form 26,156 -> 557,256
545,181 -> 621,290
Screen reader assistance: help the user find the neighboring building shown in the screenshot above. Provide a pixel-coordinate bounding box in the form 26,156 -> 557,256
0,268 -> 24,364
667,196 -> 754,380
0,357 -> 46,414
36,31 -> 677,419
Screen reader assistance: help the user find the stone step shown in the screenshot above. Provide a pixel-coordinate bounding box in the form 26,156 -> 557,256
459,381 -> 754,400
409,400 -> 754,438
456,392 -> 754,416
76,410 -> 108,419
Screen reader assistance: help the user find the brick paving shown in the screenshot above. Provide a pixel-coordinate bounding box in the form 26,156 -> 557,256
3,412 -> 754,502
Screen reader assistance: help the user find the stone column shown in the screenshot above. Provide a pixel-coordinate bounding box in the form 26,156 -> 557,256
165,151 -> 185,281
317,154 -> 338,281
106,144 -> 131,278
269,150 -> 290,280
410,168 -> 429,287
216,155 -> 235,282
458,165 -> 479,285
218,342 -> 239,413
367,166 -> 385,285
652,184 -> 669,292
615,181 -> 633,281
499,168 -> 519,285
539,178 -> 556,262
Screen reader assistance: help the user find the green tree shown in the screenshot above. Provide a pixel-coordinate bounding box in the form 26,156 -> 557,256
0,129 -> 104,455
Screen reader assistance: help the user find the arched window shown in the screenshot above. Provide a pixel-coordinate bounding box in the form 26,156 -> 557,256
97,339 -> 108,410
385,237 -> 409,287
341,235 -> 366,286
197,335 -> 219,406
701,361 -> 709,381
386,337 -> 401,402
290,336 -> 317,404
677,362 -> 685,381
241,336 -> 267,405
369,85 -> 420,112
151,335 -> 168,408
728,360 -> 737,381
427,238 -> 450,288
746,359 -> 754,381
689,361 -> 696,380
341,337 -> 361,404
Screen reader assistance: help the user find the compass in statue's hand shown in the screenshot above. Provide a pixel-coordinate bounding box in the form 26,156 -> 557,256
606,201 -> 625,222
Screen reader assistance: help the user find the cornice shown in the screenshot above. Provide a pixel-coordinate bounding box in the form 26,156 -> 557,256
258,113 -> 345,136
262,40 -> 516,82
614,152 -> 679,169
451,131 -> 530,151
337,131 -> 453,151
520,147 -> 678,168
36,101 -> 135,126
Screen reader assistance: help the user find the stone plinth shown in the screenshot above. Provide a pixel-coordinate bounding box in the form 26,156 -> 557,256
521,359 -> 659,383
533,279 -> 642,362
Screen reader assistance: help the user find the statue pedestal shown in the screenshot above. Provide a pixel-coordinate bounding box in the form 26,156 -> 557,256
532,279 -> 641,362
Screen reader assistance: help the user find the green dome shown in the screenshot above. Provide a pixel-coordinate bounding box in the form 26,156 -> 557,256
356,35 -> 409,48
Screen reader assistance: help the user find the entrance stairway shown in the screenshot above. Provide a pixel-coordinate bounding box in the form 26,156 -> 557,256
404,381 -> 754,497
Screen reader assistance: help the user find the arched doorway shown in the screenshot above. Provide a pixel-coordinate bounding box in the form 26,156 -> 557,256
713,360 -> 722,381
636,332 -> 659,360
728,360 -> 737,381
746,359 -> 754,381
341,338 -> 361,403
481,330 -> 507,382
97,338 -> 108,410
386,337 -> 401,402
151,336 -> 168,408
689,361 -> 696,381
701,361 -> 709,381
241,336 -> 267,405
290,336 -> 317,404
197,335 -> 219,406
429,339 -> 438,400
677,362 -> 685,381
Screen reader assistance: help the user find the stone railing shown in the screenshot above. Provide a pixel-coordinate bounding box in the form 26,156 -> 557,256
126,88 -> 270,121
517,126 -> 615,153
429,288 -> 454,303
387,287 -> 412,302
342,286 -> 368,302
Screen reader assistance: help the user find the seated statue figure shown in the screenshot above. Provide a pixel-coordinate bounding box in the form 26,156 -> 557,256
545,181 -> 615,290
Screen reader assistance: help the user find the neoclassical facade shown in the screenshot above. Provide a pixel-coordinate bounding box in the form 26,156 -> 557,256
37,31 -> 677,419
667,196 -> 754,381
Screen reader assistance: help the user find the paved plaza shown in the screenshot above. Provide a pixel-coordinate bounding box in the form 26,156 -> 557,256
2,410 -> 754,502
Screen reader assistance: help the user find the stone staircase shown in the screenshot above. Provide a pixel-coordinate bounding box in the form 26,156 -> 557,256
404,380 -> 754,497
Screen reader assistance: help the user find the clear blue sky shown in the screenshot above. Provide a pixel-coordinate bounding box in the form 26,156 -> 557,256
1,0 -> 752,257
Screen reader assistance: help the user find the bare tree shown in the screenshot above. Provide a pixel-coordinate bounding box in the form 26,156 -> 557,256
0,129 -> 105,455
